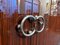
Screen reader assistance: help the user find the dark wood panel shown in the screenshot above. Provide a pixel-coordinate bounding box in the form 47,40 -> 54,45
2,14 -> 8,45
0,11 -> 3,45
45,16 -> 60,45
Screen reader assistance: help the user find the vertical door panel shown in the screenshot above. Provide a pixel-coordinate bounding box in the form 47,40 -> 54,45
0,11 -> 3,45
44,16 -> 60,45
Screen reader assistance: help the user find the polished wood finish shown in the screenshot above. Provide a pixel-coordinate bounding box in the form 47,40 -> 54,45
1,0 -> 60,45
1,11 -> 60,45
44,16 -> 60,45
0,11 -> 3,45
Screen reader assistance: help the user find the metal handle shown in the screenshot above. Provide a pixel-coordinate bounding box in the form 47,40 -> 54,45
35,15 -> 45,33
16,15 -> 45,37
20,15 -> 36,36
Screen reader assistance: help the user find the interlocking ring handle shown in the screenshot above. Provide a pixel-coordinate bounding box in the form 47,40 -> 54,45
16,15 -> 45,37
20,15 -> 36,36
35,15 -> 45,33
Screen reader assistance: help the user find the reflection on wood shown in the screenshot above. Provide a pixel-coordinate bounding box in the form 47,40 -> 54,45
44,16 -> 60,45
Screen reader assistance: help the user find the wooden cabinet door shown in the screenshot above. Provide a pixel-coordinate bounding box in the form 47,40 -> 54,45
1,11 -> 60,45
42,16 -> 60,45
1,12 -> 41,45
1,0 -> 60,45
1,10 -> 60,45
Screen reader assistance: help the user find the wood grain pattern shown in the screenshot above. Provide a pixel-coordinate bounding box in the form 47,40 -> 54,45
1,0 -> 60,45
1,12 -> 60,45
44,16 -> 60,45
0,11 -> 3,45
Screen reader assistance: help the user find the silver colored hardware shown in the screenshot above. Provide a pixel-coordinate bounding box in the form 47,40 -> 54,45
35,15 -> 45,33
20,15 -> 36,36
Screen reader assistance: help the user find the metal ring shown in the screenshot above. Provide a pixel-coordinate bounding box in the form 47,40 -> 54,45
20,15 -> 36,36
35,15 -> 45,33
